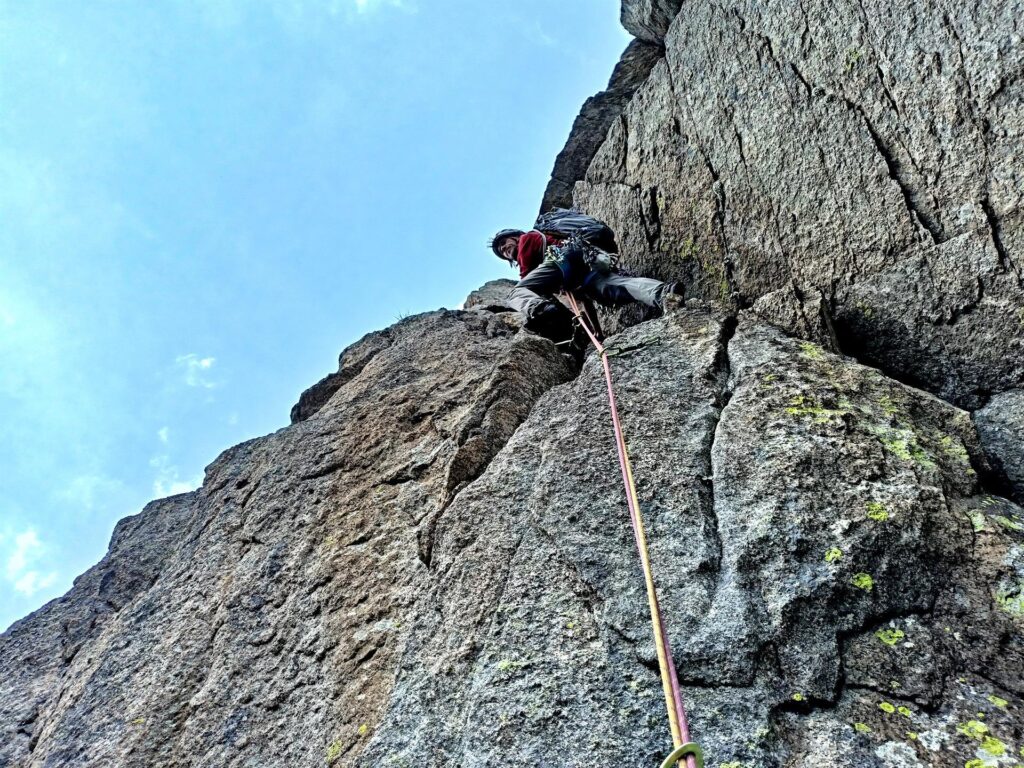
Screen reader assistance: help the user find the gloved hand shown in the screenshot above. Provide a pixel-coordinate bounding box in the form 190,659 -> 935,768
553,237 -> 590,289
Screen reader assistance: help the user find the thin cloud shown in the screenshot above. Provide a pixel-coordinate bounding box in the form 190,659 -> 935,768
3,528 -> 59,598
353,0 -> 414,13
150,454 -> 202,498
57,474 -> 127,513
175,354 -> 219,389
158,426 -> 170,444
14,571 -> 57,597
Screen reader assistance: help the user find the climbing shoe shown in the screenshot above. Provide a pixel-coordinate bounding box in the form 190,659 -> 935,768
524,300 -> 574,342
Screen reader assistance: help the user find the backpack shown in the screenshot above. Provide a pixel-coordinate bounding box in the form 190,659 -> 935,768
533,208 -> 619,254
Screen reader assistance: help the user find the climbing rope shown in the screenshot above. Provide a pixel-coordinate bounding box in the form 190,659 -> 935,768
563,292 -> 702,768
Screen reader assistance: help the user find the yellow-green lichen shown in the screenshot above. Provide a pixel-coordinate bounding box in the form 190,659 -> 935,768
825,547 -> 844,563
981,735 -> 1008,756
875,628 -> 905,646
853,722 -> 872,733
969,510 -> 989,532
358,724 -> 369,736
720,763 -> 745,768
792,692 -> 805,702
994,515 -> 1023,532
906,731 -> 918,740
866,501 -> 890,522
877,395 -> 898,416
881,436 -> 913,460
852,572 -> 875,591
866,425 -> 938,469
965,760 -> 985,768
995,582 -> 1024,616
799,341 -> 825,360
897,706 -> 912,718
496,658 -> 530,675
326,740 -> 344,763
845,46 -> 863,71
879,701 -> 896,714
938,434 -> 972,467
679,236 -> 698,262
958,720 -> 989,740
988,695 -> 1009,708
785,394 -> 848,423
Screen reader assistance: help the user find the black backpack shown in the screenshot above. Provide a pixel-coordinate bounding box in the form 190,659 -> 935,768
533,208 -> 619,254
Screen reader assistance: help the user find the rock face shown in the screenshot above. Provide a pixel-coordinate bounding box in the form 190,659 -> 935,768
541,39 -> 662,213
463,278 -> 517,312
619,0 -> 684,44
573,0 -> 1024,413
5,302 -> 1021,767
0,310 -> 575,767
4,3 -> 1024,767
974,388 -> 1024,502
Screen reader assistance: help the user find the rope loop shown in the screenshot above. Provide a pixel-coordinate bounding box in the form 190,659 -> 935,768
659,742 -> 704,768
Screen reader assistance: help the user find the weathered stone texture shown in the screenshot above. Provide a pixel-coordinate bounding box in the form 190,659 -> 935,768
4,1 -> 1024,765
463,278 -> 517,312
974,388 -> 1024,501
541,39 -> 662,213
353,311 -> 1023,767
0,309 -> 574,768
3,296 -> 1021,766
620,0 -> 684,44
575,0 -> 1024,409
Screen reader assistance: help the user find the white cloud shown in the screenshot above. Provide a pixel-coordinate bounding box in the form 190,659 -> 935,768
57,473 -> 127,512
158,426 -> 170,444
150,454 -> 202,498
3,528 -> 59,598
353,0 -> 412,13
191,0 -> 415,31
175,353 -> 219,389
523,21 -> 556,47
14,570 -> 57,597
5,530 -> 41,579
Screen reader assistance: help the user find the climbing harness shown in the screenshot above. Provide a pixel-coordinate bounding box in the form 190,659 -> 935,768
563,292 -> 702,768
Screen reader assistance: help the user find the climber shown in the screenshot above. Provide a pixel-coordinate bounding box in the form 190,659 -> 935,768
490,228 -> 684,340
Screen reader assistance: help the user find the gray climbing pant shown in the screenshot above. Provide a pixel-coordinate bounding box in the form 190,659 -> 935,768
506,262 -> 671,318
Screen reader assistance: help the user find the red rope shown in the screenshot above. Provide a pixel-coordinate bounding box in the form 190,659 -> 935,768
563,292 -> 696,768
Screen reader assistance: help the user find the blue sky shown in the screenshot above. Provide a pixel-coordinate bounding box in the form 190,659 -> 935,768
0,1 -> 631,630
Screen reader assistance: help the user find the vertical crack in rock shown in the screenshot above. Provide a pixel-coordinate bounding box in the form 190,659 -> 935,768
843,98 -> 944,244
982,194 -> 1022,285
703,314 -> 739,585
417,338 -> 577,567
